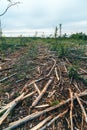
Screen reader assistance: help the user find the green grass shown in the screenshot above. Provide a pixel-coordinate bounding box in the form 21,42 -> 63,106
50,38 -> 87,58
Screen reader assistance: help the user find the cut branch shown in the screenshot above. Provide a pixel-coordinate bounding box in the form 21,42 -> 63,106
33,83 -> 41,95
0,91 -> 35,114
40,109 -> 68,130
0,93 -> 24,125
0,73 -> 16,83
46,58 -> 56,77
30,115 -> 53,130
75,93 -> 87,123
69,89 -> 73,130
55,67 -> 60,81
31,77 -> 53,107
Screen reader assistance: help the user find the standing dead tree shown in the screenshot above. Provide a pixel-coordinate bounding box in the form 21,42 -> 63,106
0,0 -> 20,16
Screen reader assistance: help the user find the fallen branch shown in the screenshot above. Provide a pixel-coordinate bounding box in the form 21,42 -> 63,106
73,82 -> 81,93
4,90 -> 87,130
30,115 -> 53,130
21,77 -> 45,93
31,77 -> 53,107
40,109 -> 68,130
0,67 -> 13,72
69,89 -> 74,130
75,93 -> 87,123
33,83 -> 41,95
79,68 -> 87,74
0,91 -> 35,114
35,104 -> 49,109
46,58 -> 56,77
48,90 -> 56,98
0,73 -> 16,83
55,67 -> 60,81
23,91 -> 36,100
0,93 -> 24,125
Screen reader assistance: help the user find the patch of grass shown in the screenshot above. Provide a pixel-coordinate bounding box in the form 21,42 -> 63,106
0,37 -> 28,56
28,43 -> 38,59
68,65 -> 79,80
13,43 -> 38,81
68,65 -> 87,85
50,39 -> 86,59
50,100 -> 60,106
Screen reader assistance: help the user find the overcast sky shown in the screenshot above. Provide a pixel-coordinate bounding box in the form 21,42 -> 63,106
0,0 -> 87,36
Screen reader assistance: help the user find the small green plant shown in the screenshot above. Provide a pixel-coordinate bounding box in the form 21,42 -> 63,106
68,66 -> 79,80
50,100 -> 60,106
82,79 -> 87,85
28,43 -> 38,59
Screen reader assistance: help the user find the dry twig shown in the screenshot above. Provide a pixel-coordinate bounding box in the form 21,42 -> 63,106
75,93 -> 87,123
69,89 -> 74,130
31,77 -> 53,107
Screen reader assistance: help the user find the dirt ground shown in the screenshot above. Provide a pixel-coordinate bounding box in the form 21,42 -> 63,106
0,42 -> 87,130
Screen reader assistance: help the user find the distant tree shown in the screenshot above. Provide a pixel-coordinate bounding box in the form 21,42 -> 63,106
70,32 -> 87,40
62,33 -> 67,38
34,31 -> 38,37
0,0 -> 20,16
54,26 -> 58,43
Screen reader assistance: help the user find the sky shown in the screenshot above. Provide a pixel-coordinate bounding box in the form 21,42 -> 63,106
0,0 -> 87,36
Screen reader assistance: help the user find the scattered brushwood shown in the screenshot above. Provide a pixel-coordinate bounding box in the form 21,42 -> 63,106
0,42 -> 87,130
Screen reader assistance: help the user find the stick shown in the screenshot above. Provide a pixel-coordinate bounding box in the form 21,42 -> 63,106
21,77 -> 45,93
33,83 -> 41,95
48,90 -> 56,98
35,104 -> 49,108
0,93 -> 24,125
31,77 -> 53,107
69,89 -> 73,130
40,109 -> 68,130
4,90 -> 87,130
75,93 -> 87,123
73,82 -> 81,93
0,67 -> 13,72
0,73 -> 16,83
79,68 -> 87,74
0,93 -> 24,114
22,91 -> 36,100
30,115 -> 53,130
0,91 -> 35,114
55,67 -> 60,81
46,58 -> 56,77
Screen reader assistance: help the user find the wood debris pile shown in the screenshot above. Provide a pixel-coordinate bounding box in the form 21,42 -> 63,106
0,44 -> 87,130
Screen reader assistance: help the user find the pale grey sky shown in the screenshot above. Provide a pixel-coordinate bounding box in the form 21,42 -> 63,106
0,0 -> 87,36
